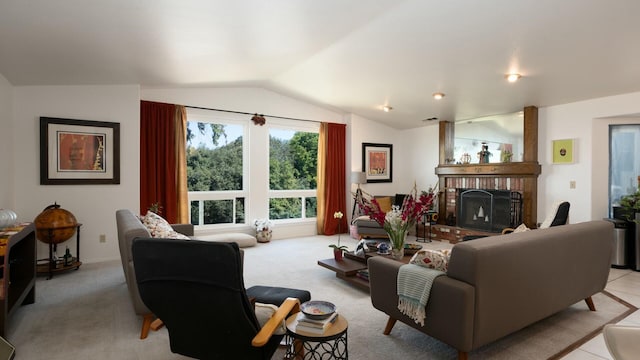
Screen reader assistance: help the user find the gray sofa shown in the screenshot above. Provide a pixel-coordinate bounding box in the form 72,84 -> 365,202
115,209 -> 194,339
368,220 -> 613,360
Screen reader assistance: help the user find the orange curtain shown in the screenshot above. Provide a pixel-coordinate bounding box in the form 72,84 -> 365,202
140,100 -> 179,223
317,124 -> 327,234
175,105 -> 189,223
317,123 -> 347,235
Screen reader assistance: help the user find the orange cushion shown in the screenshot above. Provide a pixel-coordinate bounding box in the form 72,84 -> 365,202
376,196 -> 392,213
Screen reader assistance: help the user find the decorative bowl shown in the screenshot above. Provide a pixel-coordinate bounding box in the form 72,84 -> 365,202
300,300 -> 336,320
404,243 -> 423,255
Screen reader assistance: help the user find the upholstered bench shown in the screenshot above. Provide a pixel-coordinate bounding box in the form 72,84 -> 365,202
197,232 -> 257,248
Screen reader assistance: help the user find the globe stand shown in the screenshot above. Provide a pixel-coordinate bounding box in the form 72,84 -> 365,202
36,224 -> 82,280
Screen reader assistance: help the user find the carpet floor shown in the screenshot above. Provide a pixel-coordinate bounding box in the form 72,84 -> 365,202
6,235 -> 636,359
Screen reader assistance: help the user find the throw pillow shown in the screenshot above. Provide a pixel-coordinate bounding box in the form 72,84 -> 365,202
254,302 -> 286,335
376,196 -> 393,213
141,211 -> 190,240
512,223 -> 530,233
409,249 -> 451,272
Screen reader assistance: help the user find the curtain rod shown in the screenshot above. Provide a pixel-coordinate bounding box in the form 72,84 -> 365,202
185,105 -> 323,124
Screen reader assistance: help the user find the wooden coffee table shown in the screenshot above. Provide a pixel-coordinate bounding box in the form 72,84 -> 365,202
317,257 -> 369,291
317,251 -> 411,291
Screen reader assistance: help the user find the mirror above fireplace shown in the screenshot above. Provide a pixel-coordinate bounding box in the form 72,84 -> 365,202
453,111 -> 524,164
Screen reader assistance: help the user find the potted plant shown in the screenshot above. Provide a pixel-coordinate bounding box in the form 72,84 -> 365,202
253,218 -> 274,243
329,211 -> 348,260
619,188 -> 640,223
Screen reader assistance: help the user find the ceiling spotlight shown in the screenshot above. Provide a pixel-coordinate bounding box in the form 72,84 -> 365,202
383,105 -> 393,112
506,73 -> 522,82
432,92 -> 445,100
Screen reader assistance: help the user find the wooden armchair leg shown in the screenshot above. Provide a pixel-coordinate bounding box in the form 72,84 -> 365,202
458,351 -> 468,360
150,318 -> 164,331
585,296 -> 596,311
383,317 -> 397,335
140,313 -> 154,339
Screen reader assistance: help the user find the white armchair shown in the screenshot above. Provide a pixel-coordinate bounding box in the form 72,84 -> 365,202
603,324 -> 640,360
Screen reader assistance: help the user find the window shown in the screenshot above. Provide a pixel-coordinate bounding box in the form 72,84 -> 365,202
269,127 -> 319,219
609,124 -> 640,215
186,112 -> 246,226
185,110 -> 320,228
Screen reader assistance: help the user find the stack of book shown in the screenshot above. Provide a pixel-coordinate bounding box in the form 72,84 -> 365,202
295,312 -> 339,334
356,269 -> 369,282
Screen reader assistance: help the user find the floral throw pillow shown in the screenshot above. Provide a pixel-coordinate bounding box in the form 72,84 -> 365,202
409,249 -> 451,272
141,211 -> 190,240
512,223 -> 531,233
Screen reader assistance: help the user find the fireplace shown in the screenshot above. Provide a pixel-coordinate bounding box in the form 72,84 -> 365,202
457,189 -> 522,232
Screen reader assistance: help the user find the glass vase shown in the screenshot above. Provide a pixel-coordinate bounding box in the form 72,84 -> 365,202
390,247 -> 404,260
387,229 -> 407,260
256,230 -> 272,243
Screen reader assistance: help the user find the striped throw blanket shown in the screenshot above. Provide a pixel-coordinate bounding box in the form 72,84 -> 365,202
397,264 -> 445,326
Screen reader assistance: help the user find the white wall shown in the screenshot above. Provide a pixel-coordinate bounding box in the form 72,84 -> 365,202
400,123 -> 440,193
13,85 -> 140,263
0,74 -> 13,209
539,91 -> 640,223
347,114 -> 441,218
0,74 -> 15,209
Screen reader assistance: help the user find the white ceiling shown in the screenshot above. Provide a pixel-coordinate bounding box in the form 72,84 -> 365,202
1,0 -> 639,129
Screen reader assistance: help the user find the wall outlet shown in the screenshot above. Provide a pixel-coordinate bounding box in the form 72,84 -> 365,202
99,234 -> 106,243
569,180 -> 576,189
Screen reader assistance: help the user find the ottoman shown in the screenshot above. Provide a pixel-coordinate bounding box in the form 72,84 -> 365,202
246,285 -> 311,306
197,232 -> 257,248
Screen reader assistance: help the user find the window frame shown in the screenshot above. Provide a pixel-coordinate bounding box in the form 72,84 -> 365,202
267,120 -> 320,221
186,109 -> 249,228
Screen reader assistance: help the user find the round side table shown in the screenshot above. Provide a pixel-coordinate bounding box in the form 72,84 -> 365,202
284,312 -> 348,359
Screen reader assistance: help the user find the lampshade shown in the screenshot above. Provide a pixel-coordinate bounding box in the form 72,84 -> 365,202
351,171 -> 366,185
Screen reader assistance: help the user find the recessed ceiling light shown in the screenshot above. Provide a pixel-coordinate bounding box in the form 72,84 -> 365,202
506,73 -> 522,82
383,105 -> 393,112
432,92 -> 445,100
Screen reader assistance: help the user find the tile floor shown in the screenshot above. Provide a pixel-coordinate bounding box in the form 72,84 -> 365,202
561,268 -> 640,359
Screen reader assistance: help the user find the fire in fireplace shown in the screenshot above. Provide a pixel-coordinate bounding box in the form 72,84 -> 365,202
457,189 -> 522,232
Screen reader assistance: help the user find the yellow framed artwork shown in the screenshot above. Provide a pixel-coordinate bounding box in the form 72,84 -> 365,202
552,139 -> 575,164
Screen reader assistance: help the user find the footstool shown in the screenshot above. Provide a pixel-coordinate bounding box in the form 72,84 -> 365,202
246,285 -> 311,306
197,232 -> 257,248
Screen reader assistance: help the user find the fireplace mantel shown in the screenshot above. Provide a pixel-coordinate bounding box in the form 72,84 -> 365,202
435,106 -> 541,229
436,162 -> 541,176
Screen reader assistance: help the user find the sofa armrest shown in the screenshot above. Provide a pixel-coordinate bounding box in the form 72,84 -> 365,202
171,223 -> 194,237
368,256 -> 475,352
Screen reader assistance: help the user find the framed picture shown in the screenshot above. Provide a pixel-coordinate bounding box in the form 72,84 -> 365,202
40,117 -> 120,185
552,139 -> 575,164
362,142 -> 392,183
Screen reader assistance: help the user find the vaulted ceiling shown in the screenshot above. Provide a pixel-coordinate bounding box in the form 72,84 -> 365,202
1,0 -> 639,129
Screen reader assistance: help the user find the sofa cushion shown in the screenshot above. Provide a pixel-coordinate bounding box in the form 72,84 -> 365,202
254,302 -> 286,335
409,249 -> 451,272
394,193 -> 408,207
141,211 -> 190,240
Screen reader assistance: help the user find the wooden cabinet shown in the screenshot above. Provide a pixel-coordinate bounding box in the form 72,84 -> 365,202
0,223 -> 36,337
36,224 -> 82,280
